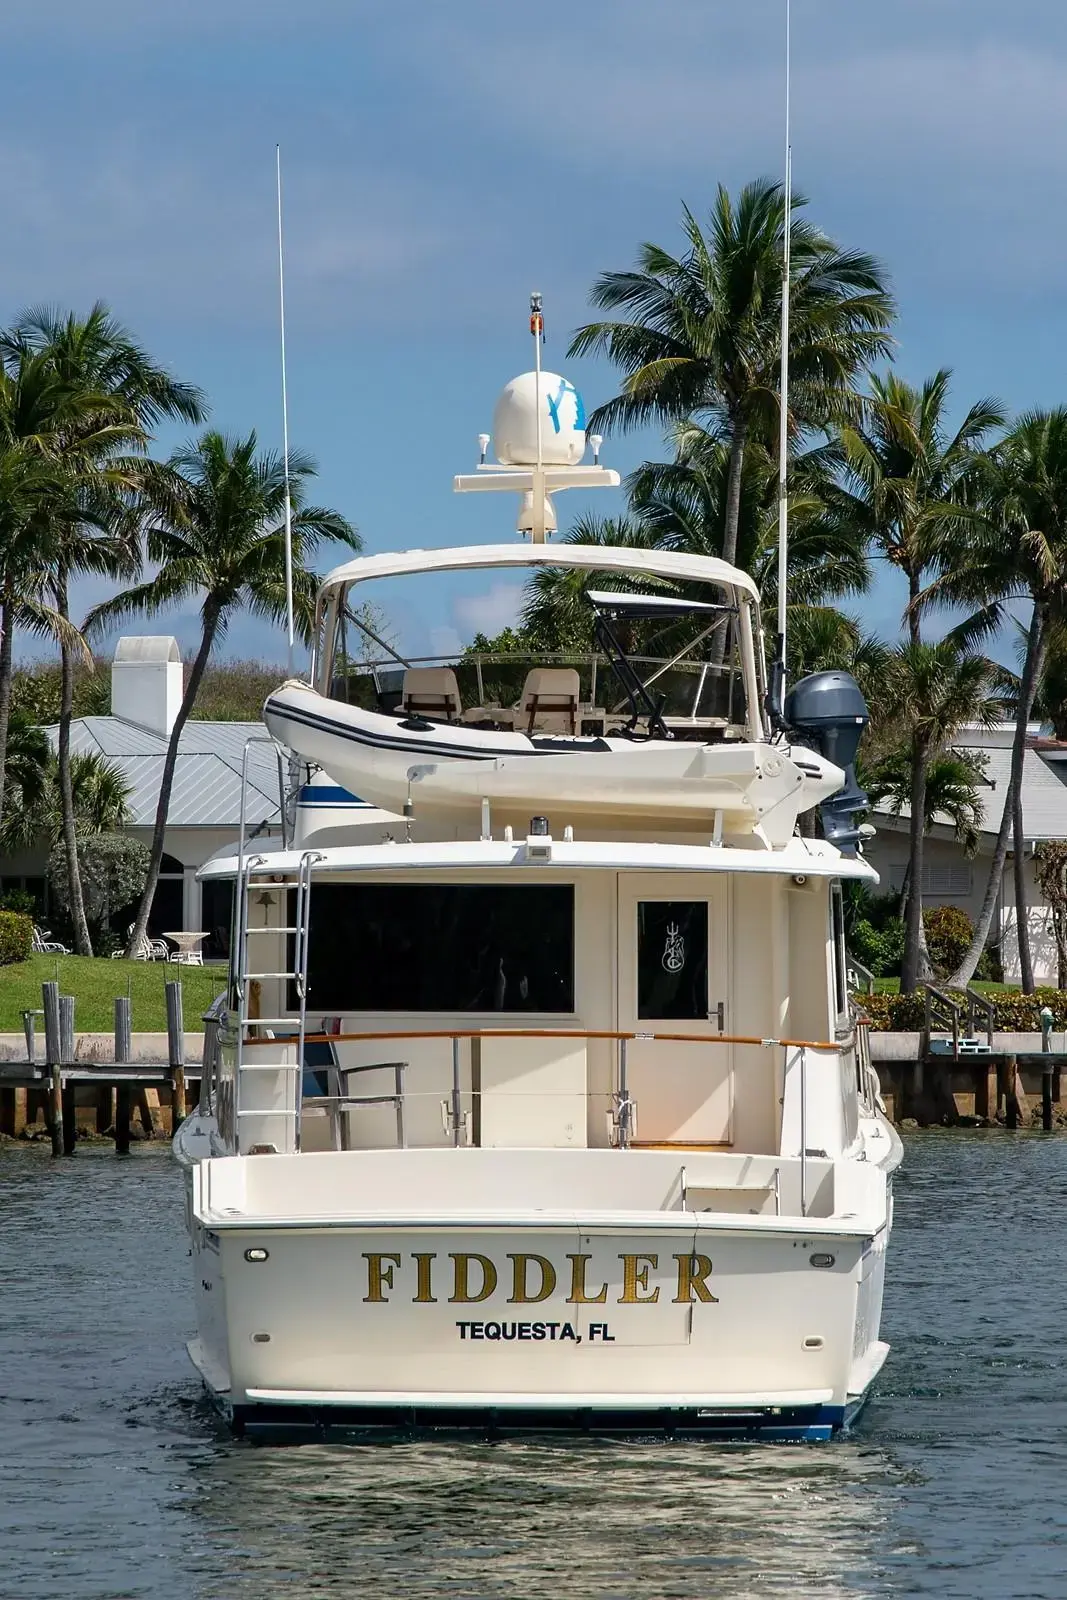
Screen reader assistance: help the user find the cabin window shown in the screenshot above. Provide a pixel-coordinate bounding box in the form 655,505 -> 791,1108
830,881 -> 849,1021
293,883 -> 574,1013
637,901 -> 709,1020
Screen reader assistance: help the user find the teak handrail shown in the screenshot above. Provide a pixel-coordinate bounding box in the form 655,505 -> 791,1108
242,1026 -> 848,1053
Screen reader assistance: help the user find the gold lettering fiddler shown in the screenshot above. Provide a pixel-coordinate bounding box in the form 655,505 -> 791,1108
362,1251 -> 717,1305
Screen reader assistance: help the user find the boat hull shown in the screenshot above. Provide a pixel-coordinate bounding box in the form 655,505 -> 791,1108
187,1200 -> 889,1441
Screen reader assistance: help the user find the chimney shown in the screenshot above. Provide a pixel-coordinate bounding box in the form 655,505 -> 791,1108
111,637 -> 183,737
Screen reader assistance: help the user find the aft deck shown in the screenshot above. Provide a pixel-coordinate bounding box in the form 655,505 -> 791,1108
194,1145 -> 887,1233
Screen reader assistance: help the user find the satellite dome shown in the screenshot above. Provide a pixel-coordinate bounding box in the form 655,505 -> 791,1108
493,371 -> 587,467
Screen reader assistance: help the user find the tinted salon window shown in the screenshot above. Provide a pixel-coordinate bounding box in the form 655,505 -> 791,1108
294,883 -> 574,1013
637,900 -> 708,1020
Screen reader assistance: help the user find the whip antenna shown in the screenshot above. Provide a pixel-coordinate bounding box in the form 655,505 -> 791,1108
771,0 -> 792,726
276,144 -> 295,676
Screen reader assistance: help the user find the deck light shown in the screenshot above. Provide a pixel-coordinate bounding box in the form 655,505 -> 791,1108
244,1248 -> 269,1263
589,433 -> 603,464
478,433 -> 490,464
809,1253 -> 835,1269
529,816 -> 549,836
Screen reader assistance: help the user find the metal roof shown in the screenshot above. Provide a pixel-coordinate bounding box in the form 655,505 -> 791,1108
875,738 -> 1067,841
970,743 -> 1067,840
45,717 -> 282,829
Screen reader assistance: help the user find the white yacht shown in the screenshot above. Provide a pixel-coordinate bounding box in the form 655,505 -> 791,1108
176,339 -> 900,1441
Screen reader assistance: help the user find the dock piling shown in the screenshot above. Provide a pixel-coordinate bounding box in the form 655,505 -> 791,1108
1043,1067 -> 1054,1131
42,981 -> 64,1158
59,995 -> 76,1155
114,997 -> 131,1155
166,981 -> 187,1129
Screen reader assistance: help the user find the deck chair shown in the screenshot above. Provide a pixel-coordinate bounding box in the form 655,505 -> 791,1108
519,667 -> 581,734
401,667 -> 462,722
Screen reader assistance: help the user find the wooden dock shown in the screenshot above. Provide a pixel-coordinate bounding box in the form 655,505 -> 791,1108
872,1044 -> 1064,1129
0,980 -> 200,1155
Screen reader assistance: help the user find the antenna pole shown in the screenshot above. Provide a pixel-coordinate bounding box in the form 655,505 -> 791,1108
772,0 -> 792,725
276,144 -> 295,676
532,291 -> 544,472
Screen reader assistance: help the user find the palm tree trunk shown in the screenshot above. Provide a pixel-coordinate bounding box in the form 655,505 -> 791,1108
1013,778 -> 1035,992
125,602 -> 221,958
0,591 -> 14,832
907,567 -> 922,648
901,739 -> 928,993
57,572 -> 93,957
713,415 -> 749,671
721,415 -> 748,571
950,603 -> 1047,988
917,902 -> 934,982
897,856 -> 934,978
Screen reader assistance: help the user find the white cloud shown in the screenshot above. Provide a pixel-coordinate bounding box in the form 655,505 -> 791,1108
452,581 -> 524,641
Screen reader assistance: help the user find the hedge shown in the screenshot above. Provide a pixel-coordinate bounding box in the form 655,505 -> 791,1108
0,911 -> 32,966
857,988 -> 1067,1033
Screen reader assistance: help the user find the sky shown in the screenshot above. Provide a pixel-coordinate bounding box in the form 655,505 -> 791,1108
6,0 -> 1067,666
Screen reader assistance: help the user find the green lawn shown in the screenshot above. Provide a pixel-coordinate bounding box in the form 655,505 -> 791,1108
0,955 -> 227,1032
872,977 -> 1019,996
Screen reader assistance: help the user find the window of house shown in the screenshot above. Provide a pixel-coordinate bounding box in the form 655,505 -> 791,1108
889,863 -> 973,898
637,900 -> 709,1020
201,878 -> 234,959
293,883 -> 575,1013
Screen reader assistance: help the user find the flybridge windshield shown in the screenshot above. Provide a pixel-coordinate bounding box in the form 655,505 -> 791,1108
310,544 -> 768,746
323,584 -> 754,741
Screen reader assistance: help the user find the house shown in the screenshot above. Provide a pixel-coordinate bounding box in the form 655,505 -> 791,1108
0,637 -> 283,954
864,722 -> 1067,983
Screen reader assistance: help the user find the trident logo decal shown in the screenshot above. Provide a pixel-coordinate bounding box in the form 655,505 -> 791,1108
662,922 -> 685,974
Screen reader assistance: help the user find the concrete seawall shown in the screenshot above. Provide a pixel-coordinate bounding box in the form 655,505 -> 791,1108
0,1032 -> 205,1064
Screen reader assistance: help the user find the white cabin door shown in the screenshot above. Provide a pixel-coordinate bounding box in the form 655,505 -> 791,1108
616,875 -> 732,1146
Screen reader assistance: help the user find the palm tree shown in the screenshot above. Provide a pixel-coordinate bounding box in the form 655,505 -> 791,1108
0,343 -> 99,836
1,305 -> 205,955
568,179 -> 894,573
929,411 -> 1067,989
866,749 -> 987,860
0,734 -> 130,855
628,421 -> 871,633
522,423 -> 873,682
87,430 -> 360,957
520,514 -> 663,653
878,641 -> 1000,991
786,607 -> 890,701
829,369 -> 1005,646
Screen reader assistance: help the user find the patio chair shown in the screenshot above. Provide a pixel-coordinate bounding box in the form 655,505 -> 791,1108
112,923 -> 172,961
32,925 -> 70,955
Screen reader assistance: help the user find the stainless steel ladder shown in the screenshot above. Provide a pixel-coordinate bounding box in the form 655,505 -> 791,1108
231,736 -> 318,1153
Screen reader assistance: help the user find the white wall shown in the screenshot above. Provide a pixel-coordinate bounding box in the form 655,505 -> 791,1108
863,823 -> 1059,984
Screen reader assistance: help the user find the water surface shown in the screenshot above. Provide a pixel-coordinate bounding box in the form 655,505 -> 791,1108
1,1133 -> 1064,1598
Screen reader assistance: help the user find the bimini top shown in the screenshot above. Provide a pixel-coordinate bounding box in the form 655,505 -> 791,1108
316,543 -> 762,605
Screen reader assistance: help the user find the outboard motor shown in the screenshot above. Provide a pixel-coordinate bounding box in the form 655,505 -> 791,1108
784,671 -> 869,855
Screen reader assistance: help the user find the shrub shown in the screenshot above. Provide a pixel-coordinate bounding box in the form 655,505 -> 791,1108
0,887 -> 36,916
0,910 -> 32,965
850,915 -> 905,977
858,986 -> 1067,1032
923,905 -> 974,978
48,833 -> 151,944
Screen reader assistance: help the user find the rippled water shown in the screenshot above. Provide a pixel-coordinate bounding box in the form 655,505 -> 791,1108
1,1133 -> 1066,1598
